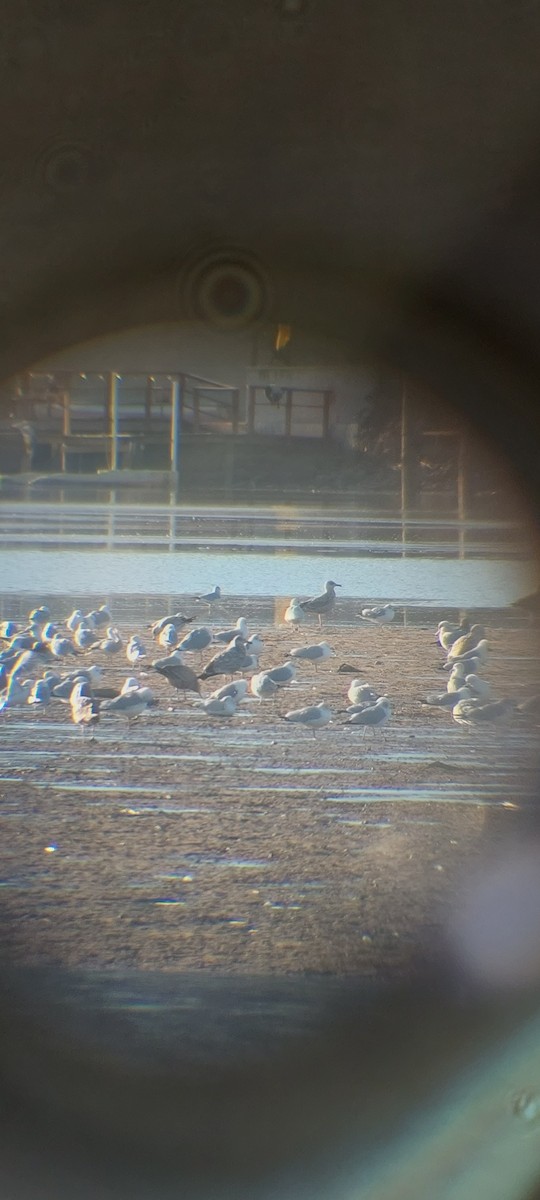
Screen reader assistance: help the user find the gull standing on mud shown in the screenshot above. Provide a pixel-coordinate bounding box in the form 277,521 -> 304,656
101,686 -> 156,728
284,599 -> 305,628
344,696 -> 391,733
126,637 -> 147,666
290,642 -> 335,669
196,586 -> 221,614
300,581 -> 341,628
265,662 -> 296,686
283,702 -> 332,736
250,671 -> 279,700
214,618 -> 248,644
70,680 -> 99,737
177,627 -> 213,654
158,623 -> 178,650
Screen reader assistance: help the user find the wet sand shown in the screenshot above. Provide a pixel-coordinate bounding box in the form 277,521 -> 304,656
0,614 -> 539,981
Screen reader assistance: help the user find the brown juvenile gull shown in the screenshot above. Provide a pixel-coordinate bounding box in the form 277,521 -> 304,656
299,580 -> 341,628
152,650 -> 201,695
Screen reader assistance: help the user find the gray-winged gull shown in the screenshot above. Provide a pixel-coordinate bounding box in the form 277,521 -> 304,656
158,623 -> 178,649
151,612 -> 194,638
177,627 -> 213,653
265,662 -> 296,686
197,695 -> 237,717
99,628 -> 123,655
360,604 -> 395,624
290,641 -> 335,669
250,671 -> 279,700
283,702 -> 332,736
214,618 -> 248,644
126,637 -> 147,665
347,680 -> 379,706
345,696 -> 391,732
210,679 -> 249,702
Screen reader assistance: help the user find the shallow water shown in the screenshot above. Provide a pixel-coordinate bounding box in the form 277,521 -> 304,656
0,496 -> 537,604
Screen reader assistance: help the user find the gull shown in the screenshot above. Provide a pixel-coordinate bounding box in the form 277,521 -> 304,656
66,609 -> 85,632
51,675 -> 89,702
158,623 -> 178,649
465,674 -> 491,701
70,680 -> 100,737
197,695 -> 237,717
0,621 -> 18,639
447,624 -> 486,660
446,639 -> 488,668
74,624 -> 99,651
198,635 -> 253,680
214,618 -> 248,644
452,697 -> 514,729
177,627 -> 213,654
359,604 -> 395,625
210,679 -> 249,702
150,612 -> 194,638
284,599 -> 306,628
152,650 -> 201,696
0,677 -> 33,712
246,633 -> 264,657
344,696 -> 391,733
27,679 -> 52,708
446,662 -> 468,693
347,680 -> 379,706
126,637 -> 147,666
283,702 -> 332,737
101,686 -> 156,727
99,628 -> 123,655
28,606 -> 51,627
290,641 -> 335,669
196,586 -> 221,613
423,685 -> 473,707
299,580 -> 341,628
436,619 -> 470,650
50,634 -> 79,659
9,649 -> 42,678
265,662 -> 296,686
250,671 -> 279,700
42,622 -> 60,642
85,605 -> 112,629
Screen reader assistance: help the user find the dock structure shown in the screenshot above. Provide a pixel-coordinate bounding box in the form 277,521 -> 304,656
9,369 -> 335,475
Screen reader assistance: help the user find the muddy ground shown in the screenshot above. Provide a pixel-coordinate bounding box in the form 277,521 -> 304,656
0,610 -> 539,982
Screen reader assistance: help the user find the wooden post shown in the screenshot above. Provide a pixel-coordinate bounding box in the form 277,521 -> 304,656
247,385 -> 256,433
457,428 -> 469,559
285,389 -> 293,437
170,374 -> 183,475
107,372 -> 119,470
231,388 -> 240,434
400,377 -> 413,555
192,388 -> 201,433
61,388 -> 71,472
145,376 -> 153,430
322,390 -> 332,439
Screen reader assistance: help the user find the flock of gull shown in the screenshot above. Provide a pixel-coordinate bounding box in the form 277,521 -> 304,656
0,578 -> 534,740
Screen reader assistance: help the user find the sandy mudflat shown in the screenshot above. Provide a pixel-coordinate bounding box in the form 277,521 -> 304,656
0,612 -> 539,980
